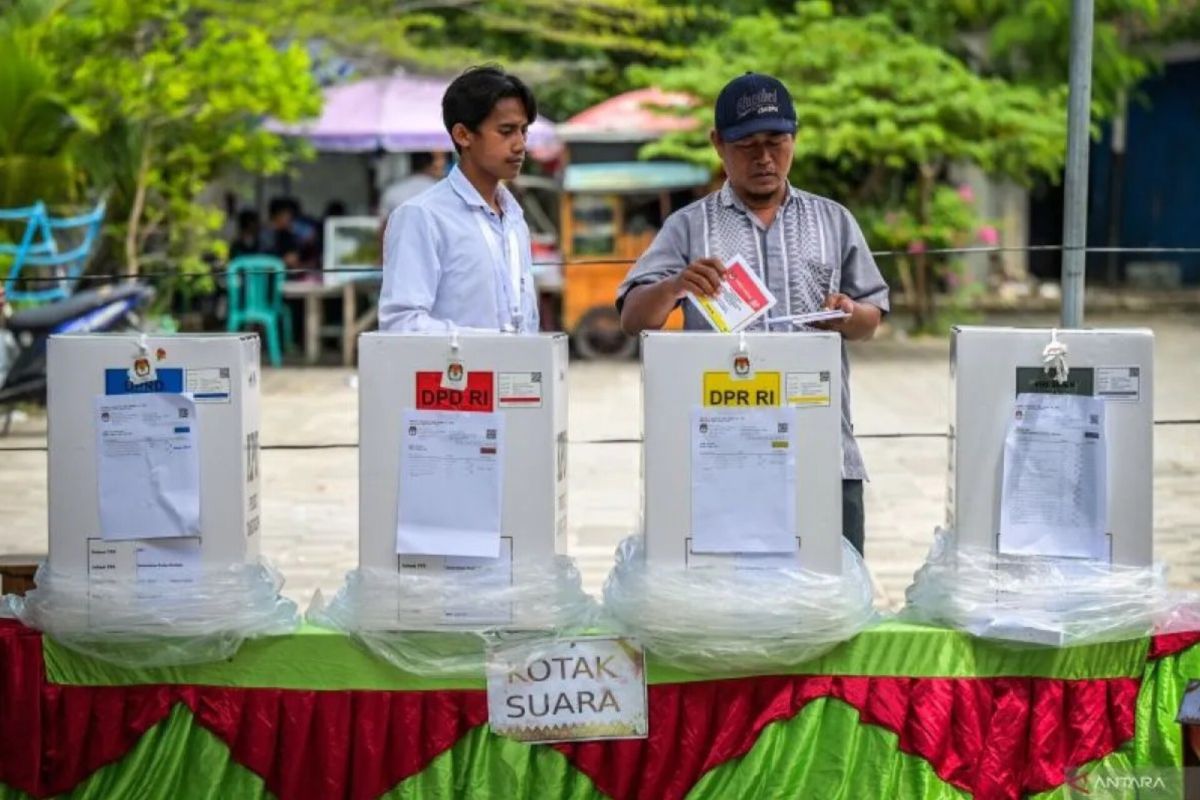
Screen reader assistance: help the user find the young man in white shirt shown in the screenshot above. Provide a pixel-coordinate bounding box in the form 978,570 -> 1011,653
379,66 -> 540,333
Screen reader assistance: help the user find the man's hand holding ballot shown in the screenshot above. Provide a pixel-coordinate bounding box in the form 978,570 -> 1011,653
682,255 -> 775,333
811,291 -> 883,341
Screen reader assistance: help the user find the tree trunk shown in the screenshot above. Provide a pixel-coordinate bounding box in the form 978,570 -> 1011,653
913,164 -> 936,331
124,138 -> 152,278
854,164 -> 888,207
896,256 -> 917,309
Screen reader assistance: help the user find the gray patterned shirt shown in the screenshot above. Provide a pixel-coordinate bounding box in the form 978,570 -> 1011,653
616,182 -> 890,480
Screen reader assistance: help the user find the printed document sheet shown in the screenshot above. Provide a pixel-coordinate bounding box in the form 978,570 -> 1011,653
999,393 -> 1108,560
95,394 -> 201,541
690,407 -> 797,553
396,409 -> 504,558
135,538 -> 203,585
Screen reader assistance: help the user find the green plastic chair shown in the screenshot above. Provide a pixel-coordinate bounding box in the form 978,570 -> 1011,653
226,255 -> 293,367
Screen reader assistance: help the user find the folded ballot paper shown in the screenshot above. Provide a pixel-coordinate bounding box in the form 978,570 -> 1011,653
686,255 -> 775,332
687,255 -> 847,332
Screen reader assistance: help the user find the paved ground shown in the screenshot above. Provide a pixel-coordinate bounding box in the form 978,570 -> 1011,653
2,311 -> 1197,610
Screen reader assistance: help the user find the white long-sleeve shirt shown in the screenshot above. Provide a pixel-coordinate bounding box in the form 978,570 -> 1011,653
379,165 -> 539,333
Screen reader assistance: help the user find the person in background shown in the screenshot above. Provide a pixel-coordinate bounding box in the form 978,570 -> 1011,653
228,209 -> 262,260
263,197 -> 301,269
379,152 -> 448,220
262,196 -> 321,276
378,66 -> 539,332
616,72 -> 890,556
289,198 -> 321,273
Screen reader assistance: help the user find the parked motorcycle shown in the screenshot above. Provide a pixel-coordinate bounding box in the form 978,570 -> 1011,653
0,282 -> 156,433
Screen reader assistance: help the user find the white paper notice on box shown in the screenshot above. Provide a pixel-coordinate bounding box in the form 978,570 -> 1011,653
487,636 -> 648,743
86,537 -> 199,584
95,393 -> 201,541
690,407 -> 797,553
999,393 -> 1108,560
135,538 -> 203,589
395,409 -> 505,558
687,254 -> 776,332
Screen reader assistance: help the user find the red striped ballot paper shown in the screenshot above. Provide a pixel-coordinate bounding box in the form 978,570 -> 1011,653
688,255 -> 777,332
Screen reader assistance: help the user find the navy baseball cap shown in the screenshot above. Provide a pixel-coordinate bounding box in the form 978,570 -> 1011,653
714,73 -> 797,142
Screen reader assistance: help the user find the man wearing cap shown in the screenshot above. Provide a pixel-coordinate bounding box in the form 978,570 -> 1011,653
617,73 -> 889,556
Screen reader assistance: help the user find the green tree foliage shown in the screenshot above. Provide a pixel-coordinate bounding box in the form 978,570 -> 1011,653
414,0 -> 1197,122
0,0 -> 718,296
43,0 -> 321,294
839,0 -> 1200,120
7,0 -> 1187,314
401,0 -> 720,120
210,0 -> 718,120
0,0 -> 320,306
638,2 -> 1067,329
859,185 -> 986,332
0,0 -> 89,208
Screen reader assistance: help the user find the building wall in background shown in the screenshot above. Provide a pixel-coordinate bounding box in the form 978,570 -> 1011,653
1089,56 -> 1200,287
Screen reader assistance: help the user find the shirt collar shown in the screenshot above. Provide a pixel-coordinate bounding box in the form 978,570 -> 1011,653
718,180 -> 799,214
448,164 -> 524,219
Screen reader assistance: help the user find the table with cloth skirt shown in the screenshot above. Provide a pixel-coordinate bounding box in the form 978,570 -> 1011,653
2,619 -> 1199,800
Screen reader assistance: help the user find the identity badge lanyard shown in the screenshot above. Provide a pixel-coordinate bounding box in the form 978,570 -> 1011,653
474,211 -> 525,332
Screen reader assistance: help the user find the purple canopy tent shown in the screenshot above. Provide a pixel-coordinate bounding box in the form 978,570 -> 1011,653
265,73 -> 560,155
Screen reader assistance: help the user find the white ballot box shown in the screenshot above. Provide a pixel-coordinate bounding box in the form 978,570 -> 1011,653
358,332 -> 569,626
641,331 -> 844,575
949,327 -> 1154,566
47,333 -> 262,582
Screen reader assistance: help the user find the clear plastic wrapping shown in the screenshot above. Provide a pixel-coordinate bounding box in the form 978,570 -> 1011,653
4,560 -> 299,666
903,529 -> 1196,646
307,556 -> 599,677
601,535 -> 878,672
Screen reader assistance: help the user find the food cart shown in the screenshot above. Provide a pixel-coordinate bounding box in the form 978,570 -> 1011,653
559,161 -> 710,359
